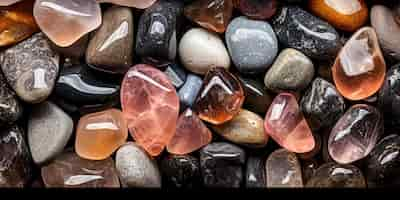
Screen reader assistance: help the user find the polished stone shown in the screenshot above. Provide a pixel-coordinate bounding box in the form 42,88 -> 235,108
301,159 -> 319,183
96,0 -> 157,9
233,0 -> 277,20
238,76 -> 272,114
379,63 -> 400,131
178,74 -> 203,111
0,71 -> 23,126
161,154 -> 201,188
246,156 -> 267,188
0,0 -> 23,6
51,35 -> 88,59
164,63 -> 187,89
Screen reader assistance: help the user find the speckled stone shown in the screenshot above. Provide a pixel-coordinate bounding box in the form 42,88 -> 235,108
160,154 -> 201,188
379,64 -> 400,131
246,156 -> 267,188
0,72 -> 23,126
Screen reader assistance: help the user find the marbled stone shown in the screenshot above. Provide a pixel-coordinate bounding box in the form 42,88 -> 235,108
238,76 -> 272,114
184,0 -> 233,33
194,67 -> 244,125
0,0 -> 22,6
0,125 -> 32,187
76,109 -> 128,160
272,6 -> 341,60
332,27 -> 386,101
121,64 -> 179,156
161,154 -> 201,188
226,16 -> 278,74
0,71 -> 23,126
328,104 -> 383,164
0,32 -> 59,103
233,0 -> 277,20
379,64 -> 400,131
264,93 -> 315,153
301,159 -> 319,183
96,0 -> 156,9
246,156 -> 266,188
266,148 -> 303,188
167,109 -> 212,155
179,28 -> 230,75
28,101 -> 73,165
264,48 -> 314,92
33,0 -> 102,47
178,74 -> 203,111
86,6 -> 134,74
306,162 -> 366,188
164,63 -> 187,89
200,142 -> 245,188
115,142 -> 161,188
211,109 -> 268,148
41,151 -> 120,188
300,78 -> 346,131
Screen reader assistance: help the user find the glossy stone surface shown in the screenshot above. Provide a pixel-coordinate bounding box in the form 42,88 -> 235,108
200,142 -> 245,188
179,28 -> 230,75
266,148 -> 303,188
0,71 -> 23,126
246,156 -> 266,188
272,6 -> 341,60
211,109 -> 268,148
41,151 -> 120,188
76,109 -> 128,160
0,0 -> 39,47
264,93 -> 315,153
167,109 -> 212,155
308,0 -> 368,32
33,0 -> 102,47
178,74 -> 203,111
28,102 -> 73,164
136,0 -> 183,66
161,154 -> 201,188
332,27 -> 386,101
121,64 -> 179,156
0,0 -> 22,6
306,162 -> 366,188
379,64 -> 400,131
0,126 -> 32,187
233,0 -> 277,20
238,76 -> 272,114
0,32 -> 59,103
194,67 -> 244,125
86,6 -> 134,74
371,5 -> 400,61
226,16 -> 278,74
328,104 -> 383,164
300,78 -> 346,131
184,0 -> 233,33
96,0 -> 156,9
164,63 -> 187,89
115,142 -> 161,188
264,48 -> 314,92
298,133 -> 321,160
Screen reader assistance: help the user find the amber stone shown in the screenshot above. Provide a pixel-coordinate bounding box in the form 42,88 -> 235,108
75,109 -> 128,160
184,0 -> 233,33
332,27 -> 386,101
233,0 -> 277,20
0,0 -> 39,47
308,0 -> 368,32
194,67 -> 244,125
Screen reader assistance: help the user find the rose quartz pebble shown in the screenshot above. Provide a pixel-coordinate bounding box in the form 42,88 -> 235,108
121,64 -> 179,157
33,0 -> 102,47
264,93 -> 315,153
0,0 -> 22,6
167,109 -> 212,155
96,0 -> 156,9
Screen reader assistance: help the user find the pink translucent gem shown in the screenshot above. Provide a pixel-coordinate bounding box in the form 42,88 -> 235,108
264,93 -> 315,153
167,109 -> 212,155
33,0 -> 102,47
0,0 -> 22,6
96,0 -> 156,9
121,64 -> 179,157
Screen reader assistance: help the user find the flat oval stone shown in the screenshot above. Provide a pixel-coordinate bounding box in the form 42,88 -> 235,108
328,104 -> 383,164
272,6 -> 341,60
164,63 -> 187,89
238,76 -> 272,114
264,48 -> 314,92
0,0 -> 22,6
160,154 -> 201,188
34,0 -> 102,47
226,16 -> 278,74
200,142 -> 246,188
300,78 -> 346,131
0,32 -> 60,103
115,142 -> 161,188
178,74 -> 203,111
211,109 -> 268,148
379,63 -> 400,131
246,156 -> 267,188
28,101 -> 73,165
233,0 -> 277,20
121,64 -> 179,157
41,151 -> 120,188
306,162 -> 366,188
76,109 -> 128,160
332,27 -> 386,101
266,148 -> 303,188
194,67 -> 244,125
96,0 -> 156,9
0,71 -> 23,126
264,93 -> 315,153
86,6 -> 134,74
179,28 -> 230,75
0,125 -> 32,187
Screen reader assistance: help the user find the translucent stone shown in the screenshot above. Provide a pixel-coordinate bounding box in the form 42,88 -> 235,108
0,0 -> 22,6
96,0 -> 157,9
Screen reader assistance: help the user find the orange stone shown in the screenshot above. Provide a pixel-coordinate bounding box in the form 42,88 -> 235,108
75,109 -> 128,160
0,0 -> 39,47
308,0 -> 368,32
332,27 -> 386,101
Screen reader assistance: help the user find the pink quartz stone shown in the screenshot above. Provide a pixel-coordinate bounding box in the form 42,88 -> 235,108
264,93 -> 315,153
167,108 -> 212,155
33,0 -> 102,47
96,0 -> 156,9
0,0 -> 22,6
121,64 -> 179,157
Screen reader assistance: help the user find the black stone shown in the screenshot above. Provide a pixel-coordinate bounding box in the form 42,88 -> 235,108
245,156 -> 266,188
163,62 -> 187,89
160,154 -> 201,188
301,159 -> 319,184
238,76 -> 272,114
379,63 -> 400,132
0,72 -> 23,126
